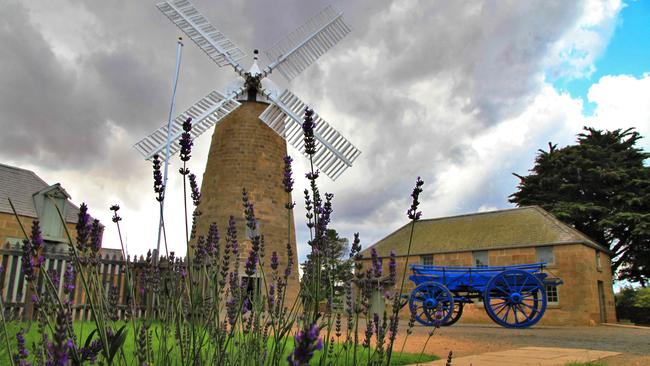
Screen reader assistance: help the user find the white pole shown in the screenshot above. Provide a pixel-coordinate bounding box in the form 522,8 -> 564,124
156,37 -> 184,261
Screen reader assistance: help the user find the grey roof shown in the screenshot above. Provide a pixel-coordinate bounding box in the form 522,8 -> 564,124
0,163 -> 79,223
362,206 -> 605,257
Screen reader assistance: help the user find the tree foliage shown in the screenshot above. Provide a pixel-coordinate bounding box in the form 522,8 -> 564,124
510,127 -> 650,285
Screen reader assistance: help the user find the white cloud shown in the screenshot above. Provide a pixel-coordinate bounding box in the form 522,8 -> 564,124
586,74 -> 650,151
545,0 -> 622,80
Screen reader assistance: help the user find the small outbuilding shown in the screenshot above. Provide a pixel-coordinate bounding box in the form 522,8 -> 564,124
360,206 -> 616,326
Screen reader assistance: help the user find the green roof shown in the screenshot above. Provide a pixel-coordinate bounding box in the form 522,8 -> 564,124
361,206 -> 602,257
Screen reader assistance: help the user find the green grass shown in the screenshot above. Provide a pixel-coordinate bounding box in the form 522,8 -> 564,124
565,362 -> 608,366
0,320 -> 438,365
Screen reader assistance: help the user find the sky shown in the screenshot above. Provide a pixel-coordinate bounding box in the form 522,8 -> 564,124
1,0 -> 649,263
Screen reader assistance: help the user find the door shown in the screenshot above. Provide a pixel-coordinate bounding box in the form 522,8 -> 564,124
597,280 -> 606,323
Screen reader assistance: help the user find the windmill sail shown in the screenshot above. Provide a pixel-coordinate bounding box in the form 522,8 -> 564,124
264,6 -> 351,81
157,0 -> 246,74
134,90 -> 241,160
259,90 -> 361,180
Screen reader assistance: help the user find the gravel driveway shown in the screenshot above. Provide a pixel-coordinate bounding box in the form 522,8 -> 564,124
385,323 -> 649,365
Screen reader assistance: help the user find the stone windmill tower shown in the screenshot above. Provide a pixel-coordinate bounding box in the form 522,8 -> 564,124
134,0 -> 360,303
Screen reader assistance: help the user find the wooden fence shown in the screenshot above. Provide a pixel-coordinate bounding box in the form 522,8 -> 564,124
0,243 -> 164,321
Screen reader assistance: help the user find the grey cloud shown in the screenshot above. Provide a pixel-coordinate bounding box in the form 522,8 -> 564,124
0,0 -> 594,256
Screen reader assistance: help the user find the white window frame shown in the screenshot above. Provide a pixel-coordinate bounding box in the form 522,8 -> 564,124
545,284 -> 559,304
596,250 -> 602,272
473,250 -> 489,268
421,254 -> 434,266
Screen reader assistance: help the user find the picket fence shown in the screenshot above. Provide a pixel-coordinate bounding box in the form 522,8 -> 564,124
0,243 -> 166,321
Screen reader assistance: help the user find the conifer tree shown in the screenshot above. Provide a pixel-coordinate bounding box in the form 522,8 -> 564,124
510,127 -> 650,285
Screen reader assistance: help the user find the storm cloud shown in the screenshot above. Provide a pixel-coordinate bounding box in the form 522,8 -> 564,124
0,0 -> 623,257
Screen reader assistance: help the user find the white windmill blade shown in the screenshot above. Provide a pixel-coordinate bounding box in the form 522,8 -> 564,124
134,90 -> 242,160
259,89 -> 361,181
264,6 -> 351,81
157,0 -> 246,75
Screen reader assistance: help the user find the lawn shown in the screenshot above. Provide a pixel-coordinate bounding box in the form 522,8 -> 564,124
0,320 -> 439,365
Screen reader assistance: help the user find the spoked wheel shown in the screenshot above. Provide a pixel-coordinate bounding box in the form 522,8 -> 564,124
442,301 -> 464,326
484,269 -> 547,328
409,281 -> 455,326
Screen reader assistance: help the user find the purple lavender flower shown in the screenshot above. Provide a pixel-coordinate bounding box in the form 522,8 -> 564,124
244,249 -> 258,276
388,313 -> 399,344
152,154 -> 165,202
226,298 -> 238,326
206,222 -> 219,258
110,204 -> 121,223
79,338 -> 102,363
48,269 -> 60,289
230,217 -> 239,260
388,250 -> 397,284
76,203 -> 90,252
371,248 -> 382,278
193,236 -> 207,268
335,313 -> 342,338
188,173 -> 201,207
137,323 -> 148,365
13,329 -> 30,366
285,241 -> 294,281
20,239 -> 35,282
288,323 -> 322,366
242,298 -> 252,315
434,306 -> 444,328
270,251 -> 279,271
47,308 -> 71,366
179,117 -> 193,162
90,219 -> 103,254
301,108 -> 317,156
30,220 -> 43,251
268,283 -> 275,309
282,155 -> 295,196
63,263 -> 75,296
407,314 -> 415,335
362,317 -> 374,348
407,176 -> 425,220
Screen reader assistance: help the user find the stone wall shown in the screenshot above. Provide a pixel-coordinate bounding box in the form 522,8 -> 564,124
359,243 -> 616,326
193,101 -> 300,307
0,212 -> 77,246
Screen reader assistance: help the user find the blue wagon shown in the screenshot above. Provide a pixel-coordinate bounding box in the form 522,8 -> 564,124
407,263 -> 562,328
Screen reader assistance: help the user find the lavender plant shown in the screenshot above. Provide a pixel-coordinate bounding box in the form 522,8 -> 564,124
0,108 -> 443,365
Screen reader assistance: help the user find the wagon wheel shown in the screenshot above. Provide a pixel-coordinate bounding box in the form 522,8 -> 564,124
442,301 -> 464,326
483,269 -> 547,328
409,281 -> 455,326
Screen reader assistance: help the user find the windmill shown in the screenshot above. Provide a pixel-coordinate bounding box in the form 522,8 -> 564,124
134,0 -> 360,303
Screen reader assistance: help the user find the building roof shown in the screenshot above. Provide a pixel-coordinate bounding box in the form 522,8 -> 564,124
0,163 -> 79,223
362,206 -> 604,257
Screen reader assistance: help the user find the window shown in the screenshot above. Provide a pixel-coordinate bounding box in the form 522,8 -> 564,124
546,285 -> 559,304
473,251 -> 488,267
242,276 -> 261,300
421,255 -> 434,266
246,219 -> 261,239
535,246 -> 555,265
596,250 -> 602,271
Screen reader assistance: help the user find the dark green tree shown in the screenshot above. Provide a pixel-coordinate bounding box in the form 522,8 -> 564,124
323,229 -> 352,283
510,127 -> 650,285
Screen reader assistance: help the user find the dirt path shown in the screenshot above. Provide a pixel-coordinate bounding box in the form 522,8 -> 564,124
384,323 -> 650,365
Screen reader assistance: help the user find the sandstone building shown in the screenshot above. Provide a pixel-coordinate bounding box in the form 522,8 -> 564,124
360,206 -> 616,326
